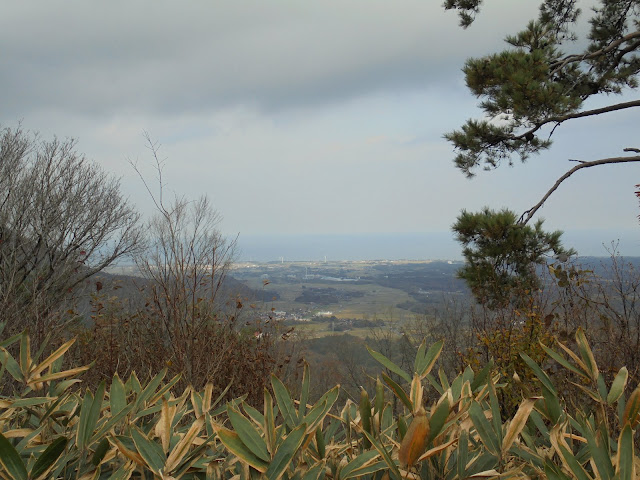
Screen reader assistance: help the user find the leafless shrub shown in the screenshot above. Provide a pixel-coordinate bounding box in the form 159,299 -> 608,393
0,126 -> 143,342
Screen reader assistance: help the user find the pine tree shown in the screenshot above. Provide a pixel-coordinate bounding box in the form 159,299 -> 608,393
445,1 -> 640,306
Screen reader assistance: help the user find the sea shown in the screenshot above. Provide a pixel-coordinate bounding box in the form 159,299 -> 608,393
233,229 -> 640,262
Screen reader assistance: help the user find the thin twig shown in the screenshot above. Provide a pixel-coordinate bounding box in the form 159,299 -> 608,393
519,153 -> 640,225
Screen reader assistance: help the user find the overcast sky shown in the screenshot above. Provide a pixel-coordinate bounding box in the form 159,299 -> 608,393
2,1 -> 639,257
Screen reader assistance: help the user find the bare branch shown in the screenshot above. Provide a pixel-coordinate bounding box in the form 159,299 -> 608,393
519,153 -> 640,225
550,29 -> 640,73
514,99 -> 640,141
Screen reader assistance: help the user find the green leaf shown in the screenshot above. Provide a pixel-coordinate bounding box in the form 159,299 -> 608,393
616,424 -> 634,480
131,425 -> 166,475
91,438 -> 110,466
425,373 -> 444,395
108,460 -> 136,480
575,327 -> 598,380
623,385 -> 640,427
374,377 -> 385,415
488,380 -> 503,448
110,373 -> 127,416
428,395 -> 450,443
359,390 -> 372,447
301,461 -> 326,480
367,346 -> 411,383
360,429 -> 402,480
215,425 -> 269,473
607,367 -> 628,405
299,362 -> 310,421
30,436 -> 68,480
381,372 -> 412,411
469,401 -> 499,455
134,368 -> 166,409
264,389 -> 276,454
227,405 -> 270,462
520,353 -> 556,395
541,343 -> 588,380
456,429 -> 469,480
2,397 -> 53,408
0,347 -> 24,383
414,339 -> 443,378
77,381 -> 105,451
265,423 -> 307,480
242,402 -> 265,427
582,423 -> 614,480
558,444 -> 590,480
271,375 -> 298,429
340,450 -> 380,479
0,432 -> 27,480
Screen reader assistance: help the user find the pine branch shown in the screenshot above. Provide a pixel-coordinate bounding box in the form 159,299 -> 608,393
514,99 -> 640,141
549,30 -> 640,73
519,152 -> 640,225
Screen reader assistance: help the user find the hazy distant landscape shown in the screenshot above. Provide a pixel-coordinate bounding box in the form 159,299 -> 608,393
234,231 -> 640,262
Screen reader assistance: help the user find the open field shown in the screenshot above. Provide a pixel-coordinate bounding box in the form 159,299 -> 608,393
230,259 -> 468,337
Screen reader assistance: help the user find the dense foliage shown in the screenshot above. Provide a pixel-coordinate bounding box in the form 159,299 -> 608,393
1,328 -> 639,479
445,0 -> 640,309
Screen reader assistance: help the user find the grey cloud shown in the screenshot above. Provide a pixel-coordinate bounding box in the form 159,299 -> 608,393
1,1 -> 537,118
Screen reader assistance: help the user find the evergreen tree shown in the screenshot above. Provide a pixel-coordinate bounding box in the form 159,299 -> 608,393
445,0 -> 640,306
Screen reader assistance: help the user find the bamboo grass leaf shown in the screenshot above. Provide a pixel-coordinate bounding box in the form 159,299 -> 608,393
616,424 -> 635,480
607,367 -> 628,405
367,346 -> 411,383
541,343 -> 589,380
359,390 -> 372,448
428,395 -> 450,443
339,450 -> 379,479
470,360 -> 493,392
77,381 -> 105,451
19,332 -> 30,378
227,405 -> 270,463
415,437 -> 456,463
381,372 -> 412,411
622,385 -> 640,428
108,461 -> 136,480
0,432 -> 27,480
469,401 -> 499,455
582,423 -> 614,480
265,423 -> 307,480
409,374 -> 423,414
575,328 -> 598,380
271,375 -> 298,429
134,368 -> 166,409
360,429 -> 402,480
520,353 -> 556,394
155,397 -> 174,454
346,460 -> 387,478
264,389 -> 276,454
214,424 -> 269,473
91,438 -> 110,466
0,347 -> 24,382
414,339 -> 443,378
457,429 -> 469,480
488,381 -> 503,448
299,362 -> 310,421
243,402 -> 265,427
502,398 -> 537,454
301,461 -> 326,480
31,365 -> 91,385
109,373 -> 127,416
29,337 -> 77,378
130,426 -> 165,475
165,415 -> 205,473
374,377 -> 385,415
30,436 -> 68,480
